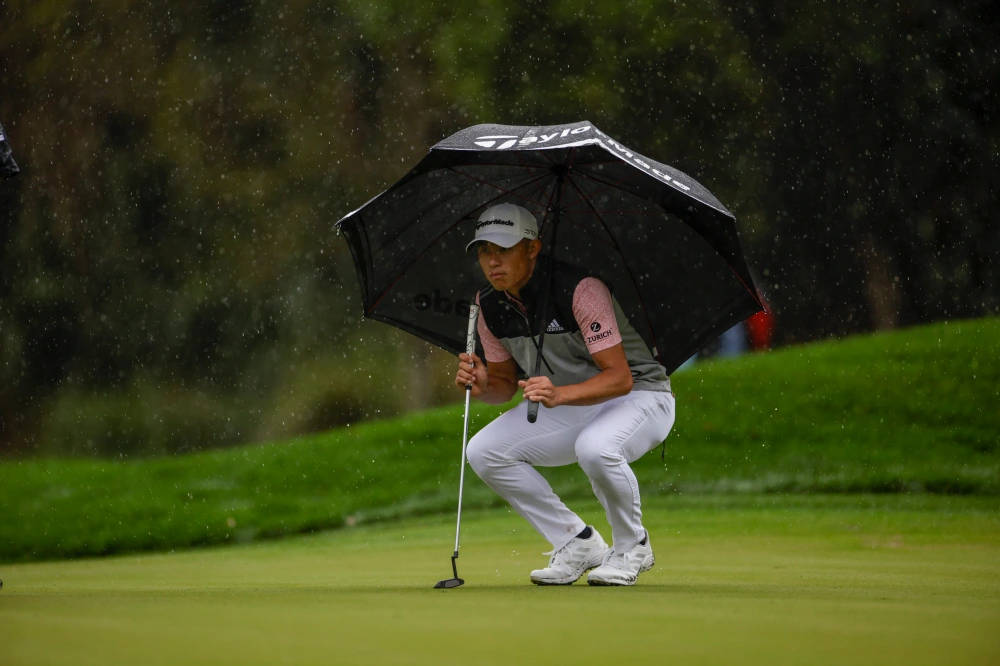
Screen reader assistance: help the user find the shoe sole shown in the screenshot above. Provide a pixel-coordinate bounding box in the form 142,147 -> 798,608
587,577 -> 635,586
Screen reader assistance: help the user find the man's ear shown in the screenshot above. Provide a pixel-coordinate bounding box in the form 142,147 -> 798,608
526,239 -> 542,260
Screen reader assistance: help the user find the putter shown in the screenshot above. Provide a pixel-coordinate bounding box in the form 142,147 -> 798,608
434,302 -> 480,589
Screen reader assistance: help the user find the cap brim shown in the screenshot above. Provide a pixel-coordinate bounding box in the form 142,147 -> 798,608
464,232 -> 523,253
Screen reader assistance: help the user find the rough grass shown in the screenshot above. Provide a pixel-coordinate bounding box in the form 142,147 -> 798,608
0,317 -> 997,563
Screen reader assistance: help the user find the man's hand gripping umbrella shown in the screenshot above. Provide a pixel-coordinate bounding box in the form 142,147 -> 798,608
434,303 -> 480,589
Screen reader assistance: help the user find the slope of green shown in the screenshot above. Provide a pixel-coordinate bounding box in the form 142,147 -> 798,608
2,495 -> 998,666
1,318 -> 997,563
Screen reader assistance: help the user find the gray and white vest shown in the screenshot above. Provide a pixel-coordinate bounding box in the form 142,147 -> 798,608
478,260 -> 671,393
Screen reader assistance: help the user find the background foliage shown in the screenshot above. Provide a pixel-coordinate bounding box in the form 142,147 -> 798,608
1,0 -> 996,456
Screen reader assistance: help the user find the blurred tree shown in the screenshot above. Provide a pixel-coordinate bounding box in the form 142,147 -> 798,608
727,0 -> 999,339
0,0 -> 996,456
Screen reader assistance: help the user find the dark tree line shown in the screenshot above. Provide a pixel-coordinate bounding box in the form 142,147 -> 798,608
0,0 -> 996,456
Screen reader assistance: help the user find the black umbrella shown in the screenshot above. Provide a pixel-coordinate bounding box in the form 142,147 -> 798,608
337,120 -> 763,375
0,121 -> 20,179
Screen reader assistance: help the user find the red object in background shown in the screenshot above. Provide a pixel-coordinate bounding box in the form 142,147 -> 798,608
747,307 -> 774,350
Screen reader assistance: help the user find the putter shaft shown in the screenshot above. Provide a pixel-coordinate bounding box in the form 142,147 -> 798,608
435,303 -> 478,589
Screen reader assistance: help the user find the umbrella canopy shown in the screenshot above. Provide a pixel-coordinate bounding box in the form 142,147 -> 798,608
337,120 -> 763,373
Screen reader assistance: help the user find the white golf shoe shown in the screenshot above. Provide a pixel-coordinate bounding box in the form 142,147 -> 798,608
530,527 -> 610,585
587,534 -> 654,586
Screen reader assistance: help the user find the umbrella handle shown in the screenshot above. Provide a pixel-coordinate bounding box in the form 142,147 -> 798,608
527,400 -> 539,423
526,328 -> 547,424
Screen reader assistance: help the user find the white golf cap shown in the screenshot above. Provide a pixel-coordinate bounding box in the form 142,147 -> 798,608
465,203 -> 539,252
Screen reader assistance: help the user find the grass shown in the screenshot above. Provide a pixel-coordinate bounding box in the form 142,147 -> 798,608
3,318 -> 998,665
1,317 -> 998,563
2,494 -> 998,666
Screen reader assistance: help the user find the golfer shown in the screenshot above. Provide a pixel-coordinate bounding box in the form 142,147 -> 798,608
455,203 -> 675,586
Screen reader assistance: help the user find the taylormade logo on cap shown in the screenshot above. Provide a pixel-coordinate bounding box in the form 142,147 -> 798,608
466,203 -> 538,252
475,219 -> 515,230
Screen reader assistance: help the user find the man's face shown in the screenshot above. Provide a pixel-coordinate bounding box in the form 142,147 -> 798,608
476,239 -> 541,296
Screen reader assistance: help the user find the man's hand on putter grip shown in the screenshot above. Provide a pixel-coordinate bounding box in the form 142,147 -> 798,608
455,352 -> 487,395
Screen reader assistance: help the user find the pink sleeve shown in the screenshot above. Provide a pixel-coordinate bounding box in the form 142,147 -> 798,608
475,292 -> 512,363
573,278 -> 623,355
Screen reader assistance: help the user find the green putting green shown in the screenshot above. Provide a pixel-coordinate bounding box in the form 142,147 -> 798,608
2,494 -> 997,665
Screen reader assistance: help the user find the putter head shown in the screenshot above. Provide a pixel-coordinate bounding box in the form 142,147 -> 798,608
433,577 -> 464,589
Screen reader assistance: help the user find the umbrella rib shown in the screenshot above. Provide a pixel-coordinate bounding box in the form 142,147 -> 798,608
564,172 -> 662,358
444,159 -> 550,171
575,174 -> 763,328
573,166 -> 758,296
591,160 -> 746,305
578,149 -> 734,218
366,166 -> 557,315
573,167 -> 655,202
568,157 -> 708,210
446,165 -> 552,200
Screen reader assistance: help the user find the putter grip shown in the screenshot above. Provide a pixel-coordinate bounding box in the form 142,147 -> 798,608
527,400 -> 539,423
464,304 -> 479,389
465,303 -> 479,356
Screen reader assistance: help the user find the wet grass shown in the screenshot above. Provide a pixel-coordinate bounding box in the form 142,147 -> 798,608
2,494 -> 998,666
1,317 -> 997,563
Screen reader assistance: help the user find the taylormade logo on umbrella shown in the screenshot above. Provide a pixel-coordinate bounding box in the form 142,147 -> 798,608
599,134 -> 692,192
471,124 -> 691,192
473,125 -> 592,149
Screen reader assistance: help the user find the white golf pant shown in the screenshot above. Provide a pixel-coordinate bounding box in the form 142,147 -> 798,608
466,390 -> 675,552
